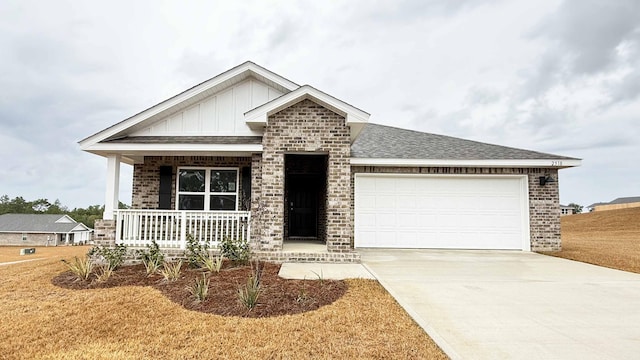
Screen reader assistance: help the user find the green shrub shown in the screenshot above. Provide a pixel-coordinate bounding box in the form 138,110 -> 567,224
161,261 -> 183,282
136,240 -> 164,276
61,256 -> 94,281
221,236 -> 250,265
136,240 -> 164,266
187,274 -> 210,302
88,244 -> 127,270
184,234 -> 210,268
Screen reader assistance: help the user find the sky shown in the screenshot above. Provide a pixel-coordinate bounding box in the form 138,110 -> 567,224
1,0 -> 639,210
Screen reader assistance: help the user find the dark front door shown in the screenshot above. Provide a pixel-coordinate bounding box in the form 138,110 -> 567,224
288,177 -> 318,237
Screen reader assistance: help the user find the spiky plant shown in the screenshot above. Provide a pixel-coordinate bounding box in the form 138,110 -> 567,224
160,261 -> 183,282
61,256 -> 94,281
187,274 -> 210,302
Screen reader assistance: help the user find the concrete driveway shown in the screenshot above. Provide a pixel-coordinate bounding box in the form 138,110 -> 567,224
359,249 -> 640,360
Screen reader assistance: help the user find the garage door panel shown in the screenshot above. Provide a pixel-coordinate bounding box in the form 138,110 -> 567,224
355,175 -> 528,250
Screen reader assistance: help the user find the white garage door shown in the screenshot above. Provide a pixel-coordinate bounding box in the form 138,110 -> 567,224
354,175 -> 530,250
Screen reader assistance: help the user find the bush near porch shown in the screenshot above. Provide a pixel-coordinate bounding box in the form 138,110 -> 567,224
0,246 -> 447,359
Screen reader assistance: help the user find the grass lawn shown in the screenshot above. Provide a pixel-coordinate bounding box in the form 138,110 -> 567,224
0,245 -> 93,264
541,207 -> 640,273
0,246 -> 447,359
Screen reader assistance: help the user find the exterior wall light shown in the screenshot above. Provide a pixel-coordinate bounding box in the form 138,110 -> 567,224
539,175 -> 555,186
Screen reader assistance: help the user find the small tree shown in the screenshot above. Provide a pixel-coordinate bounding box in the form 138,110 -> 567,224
568,203 -> 583,214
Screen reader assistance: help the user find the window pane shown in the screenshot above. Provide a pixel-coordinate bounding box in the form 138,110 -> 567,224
178,195 -> 205,210
210,195 -> 236,210
210,170 -> 237,193
179,170 -> 205,192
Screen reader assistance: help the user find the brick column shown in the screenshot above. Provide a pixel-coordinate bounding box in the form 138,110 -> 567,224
93,219 -> 116,247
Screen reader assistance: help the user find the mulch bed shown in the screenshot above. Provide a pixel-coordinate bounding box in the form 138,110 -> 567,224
52,261 -> 347,318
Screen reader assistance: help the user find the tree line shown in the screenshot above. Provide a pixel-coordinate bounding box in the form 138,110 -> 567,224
0,195 -> 129,228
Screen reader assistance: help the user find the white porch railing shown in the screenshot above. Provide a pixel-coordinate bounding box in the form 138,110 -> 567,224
114,209 -> 251,249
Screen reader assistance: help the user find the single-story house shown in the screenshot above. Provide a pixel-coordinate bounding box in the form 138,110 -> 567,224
560,204 -> 574,216
80,61 -> 581,262
588,197 -> 640,212
0,214 -> 92,246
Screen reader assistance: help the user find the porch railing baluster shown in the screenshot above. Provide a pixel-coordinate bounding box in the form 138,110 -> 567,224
112,210 -> 250,250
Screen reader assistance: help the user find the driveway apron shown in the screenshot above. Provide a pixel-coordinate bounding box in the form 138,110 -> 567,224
359,249 -> 640,360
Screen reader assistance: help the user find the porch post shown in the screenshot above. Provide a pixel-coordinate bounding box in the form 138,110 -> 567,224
103,154 -> 121,220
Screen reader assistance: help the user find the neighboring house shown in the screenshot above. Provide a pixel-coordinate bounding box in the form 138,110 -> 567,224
0,214 -> 92,246
80,61 -> 581,262
589,197 -> 640,212
560,205 -> 574,216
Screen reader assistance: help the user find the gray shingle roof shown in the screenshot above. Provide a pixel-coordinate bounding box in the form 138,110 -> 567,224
609,197 -> 640,205
351,123 -> 578,160
0,214 -> 85,233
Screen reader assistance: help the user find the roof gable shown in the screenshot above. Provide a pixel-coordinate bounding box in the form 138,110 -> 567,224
79,61 -> 299,149
245,85 -> 370,141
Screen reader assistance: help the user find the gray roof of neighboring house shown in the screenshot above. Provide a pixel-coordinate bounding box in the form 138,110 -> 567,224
351,123 -> 578,160
0,214 -> 89,233
609,197 -> 640,205
104,136 -> 263,144
587,202 -> 607,208
587,197 -> 640,208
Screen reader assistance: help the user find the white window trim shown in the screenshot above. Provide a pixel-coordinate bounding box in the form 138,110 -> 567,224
176,167 -> 239,211
22,233 -> 27,241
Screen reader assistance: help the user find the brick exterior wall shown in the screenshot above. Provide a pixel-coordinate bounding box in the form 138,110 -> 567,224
351,166 -> 561,251
132,156 -> 252,210
93,219 -> 116,247
257,99 -> 352,252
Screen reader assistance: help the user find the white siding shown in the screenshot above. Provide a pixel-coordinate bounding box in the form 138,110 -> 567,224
130,78 -> 284,136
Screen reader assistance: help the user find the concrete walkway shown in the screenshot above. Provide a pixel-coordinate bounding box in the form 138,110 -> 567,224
279,262 -> 375,280
359,249 -> 640,360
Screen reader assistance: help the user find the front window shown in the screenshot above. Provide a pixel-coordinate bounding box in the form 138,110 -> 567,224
177,167 -> 238,211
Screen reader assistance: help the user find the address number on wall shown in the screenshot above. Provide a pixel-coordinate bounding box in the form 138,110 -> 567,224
551,161 -> 563,166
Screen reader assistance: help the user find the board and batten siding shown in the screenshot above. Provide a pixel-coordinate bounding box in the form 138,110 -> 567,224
130,79 -> 283,136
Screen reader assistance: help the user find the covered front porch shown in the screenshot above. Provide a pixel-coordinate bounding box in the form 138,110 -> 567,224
92,154 -> 359,262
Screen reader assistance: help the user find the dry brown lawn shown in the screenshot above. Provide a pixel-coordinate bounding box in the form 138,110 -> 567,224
0,245 -> 92,264
0,246 -> 447,359
541,207 -> 640,273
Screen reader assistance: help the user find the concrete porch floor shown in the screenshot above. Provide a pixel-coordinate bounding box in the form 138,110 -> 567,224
282,240 -> 327,253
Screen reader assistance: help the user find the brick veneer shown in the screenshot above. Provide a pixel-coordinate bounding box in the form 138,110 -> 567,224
256,99 -> 352,252
93,219 -> 116,247
351,166 -> 561,251
132,156 -> 252,210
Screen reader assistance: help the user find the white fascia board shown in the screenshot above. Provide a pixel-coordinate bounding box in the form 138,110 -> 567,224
85,143 -> 263,153
350,158 -> 583,168
245,85 -> 370,127
79,62 -> 298,148
71,223 -> 91,231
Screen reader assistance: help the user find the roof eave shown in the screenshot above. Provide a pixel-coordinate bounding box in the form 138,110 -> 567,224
350,158 -> 582,168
